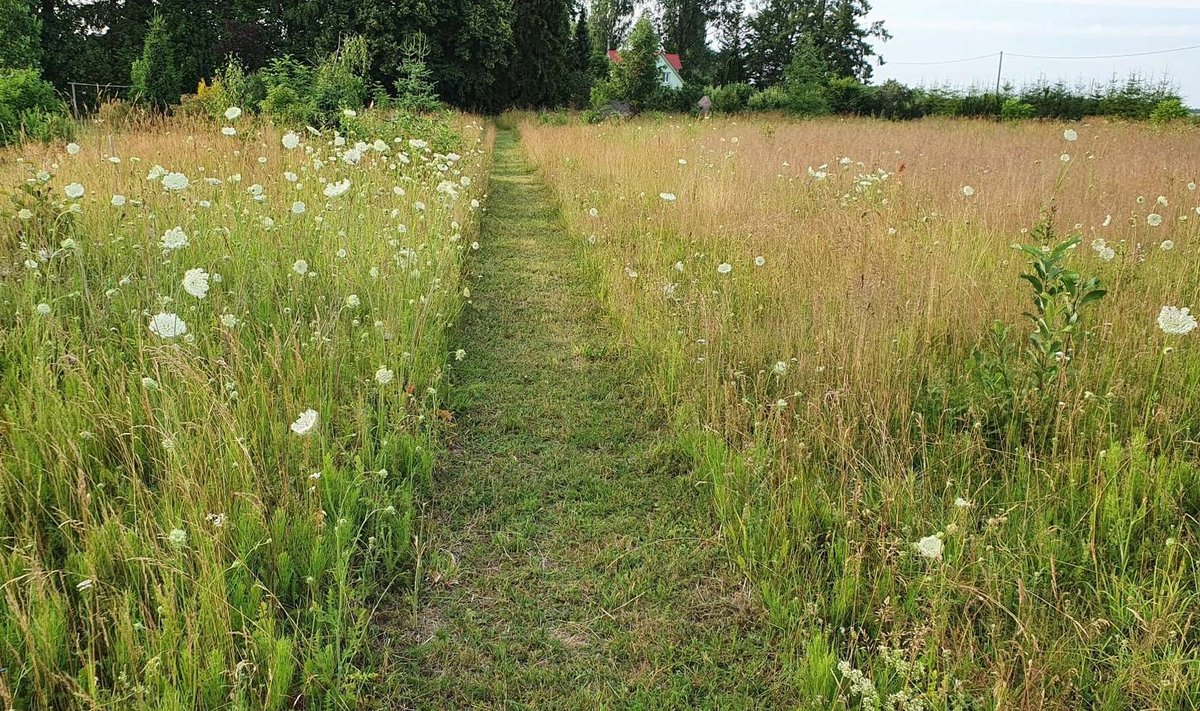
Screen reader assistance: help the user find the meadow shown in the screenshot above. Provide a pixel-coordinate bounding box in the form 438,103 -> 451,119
0,110 -> 489,708
520,116 -> 1200,708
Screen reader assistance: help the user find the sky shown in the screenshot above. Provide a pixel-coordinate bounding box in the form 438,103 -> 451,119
864,0 -> 1200,106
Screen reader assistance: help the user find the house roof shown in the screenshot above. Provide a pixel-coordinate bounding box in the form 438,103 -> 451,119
606,49 -> 683,72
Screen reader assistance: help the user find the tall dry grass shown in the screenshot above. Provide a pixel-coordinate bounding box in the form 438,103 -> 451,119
521,116 -> 1200,708
0,111 -> 490,708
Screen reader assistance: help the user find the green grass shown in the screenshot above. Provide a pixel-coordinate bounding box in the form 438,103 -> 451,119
371,130 -> 799,708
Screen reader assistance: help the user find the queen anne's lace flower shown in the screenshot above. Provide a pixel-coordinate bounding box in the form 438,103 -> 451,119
1157,305 -> 1198,336
182,268 -> 210,299
914,534 -> 943,560
149,313 -> 188,339
290,408 -> 319,436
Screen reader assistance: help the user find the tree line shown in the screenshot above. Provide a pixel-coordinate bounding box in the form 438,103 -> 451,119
0,0 -> 887,113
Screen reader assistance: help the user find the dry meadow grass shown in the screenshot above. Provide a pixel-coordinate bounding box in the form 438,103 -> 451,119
521,115 -> 1200,708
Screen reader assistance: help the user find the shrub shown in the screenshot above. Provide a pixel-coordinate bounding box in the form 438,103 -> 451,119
0,68 -> 71,146
261,84 -> 316,126
196,57 -> 266,120
825,77 -> 874,115
310,35 -> 370,119
1001,98 -> 1036,121
1150,98 -> 1190,125
708,83 -> 754,113
747,86 -> 791,112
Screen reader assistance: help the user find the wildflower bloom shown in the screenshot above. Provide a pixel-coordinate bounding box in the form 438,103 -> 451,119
64,183 -> 85,199
66,142 -> 81,155
1161,240 -> 1175,251
290,408 -> 319,436
1063,129 -> 1078,141
717,263 -> 732,274
282,131 -> 300,149
755,256 -> 766,267
914,534 -> 943,560
161,227 -> 189,251
292,259 -> 309,275
182,268 -> 211,299
961,185 -> 975,197
375,367 -> 395,385
161,172 -> 189,191
221,126 -> 237,136
148,313 -> 188,339
1147,213 -> 1163,227
35,303 -> 51,316
1157,306 -> 1198,335
220,314 -> 239,328
224,106 -> 242,120
323,179 -> 351,198
659,192 -> 677,202
111,194 -> 126,207
167,528 -> 188,548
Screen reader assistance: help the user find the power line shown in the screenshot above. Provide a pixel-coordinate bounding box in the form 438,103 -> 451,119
1007,44 -> 1200,60
886,52 -> 1000,66
886,43 -> 1200,66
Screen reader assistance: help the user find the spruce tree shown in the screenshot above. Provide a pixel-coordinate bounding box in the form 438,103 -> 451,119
130,14 -> 181,107
505,0 -> 573,107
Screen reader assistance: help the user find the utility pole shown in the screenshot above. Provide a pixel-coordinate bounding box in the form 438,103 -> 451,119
994,50 -> 1004,117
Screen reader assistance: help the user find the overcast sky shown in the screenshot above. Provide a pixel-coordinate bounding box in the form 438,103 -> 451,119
865,0 -> 1200,105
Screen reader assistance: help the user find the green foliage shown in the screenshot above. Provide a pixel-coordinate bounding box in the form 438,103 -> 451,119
504,0 -> 573,108
1016,228 -> 1106,386
0,0 -> 41,70
959,222 -> 1106,446
193,57 -> 266,120
131,15 -> 181,108
311,35 -> 370,117
0,68 -> 71,146
605,15 -> 663,111
1150,97 -> 1190,124
707,82 -> 754,113
1001,97 -> 1036,121
394,34 -> 441,113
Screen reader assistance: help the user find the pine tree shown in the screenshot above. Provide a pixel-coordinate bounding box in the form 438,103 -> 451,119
0,0 -> 41,69
131,14 -> 181,107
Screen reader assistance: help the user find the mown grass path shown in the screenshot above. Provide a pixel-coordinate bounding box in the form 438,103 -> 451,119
376,129 -> 793,708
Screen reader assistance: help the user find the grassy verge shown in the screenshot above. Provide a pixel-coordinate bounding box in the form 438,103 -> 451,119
0,110 -> 490,708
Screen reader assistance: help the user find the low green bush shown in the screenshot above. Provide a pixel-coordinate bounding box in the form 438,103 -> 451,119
0,68 -> 72,146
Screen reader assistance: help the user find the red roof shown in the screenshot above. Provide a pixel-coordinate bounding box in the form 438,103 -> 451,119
606,49 -> 683,72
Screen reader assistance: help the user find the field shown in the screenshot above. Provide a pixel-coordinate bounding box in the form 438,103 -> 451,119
0,112 -> 489,707
2,109 -> 1199,709
519,116 -> 1200,707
